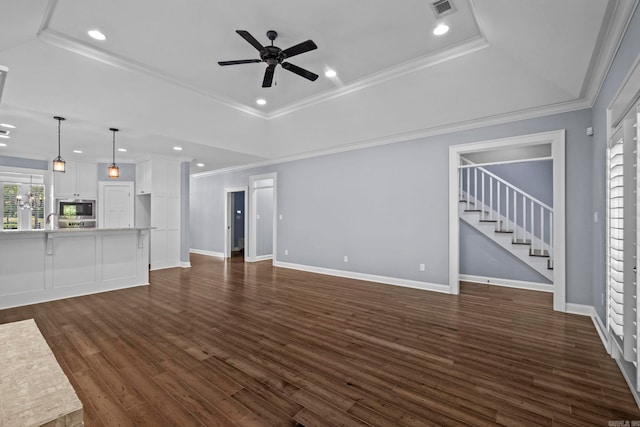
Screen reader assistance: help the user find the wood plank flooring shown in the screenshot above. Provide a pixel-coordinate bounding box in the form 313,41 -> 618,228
1,254 -> 639,426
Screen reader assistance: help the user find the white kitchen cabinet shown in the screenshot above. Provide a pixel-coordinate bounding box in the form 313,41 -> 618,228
135,160 -> 152,195
136,158 -> 182,270
54,161 -> 97,199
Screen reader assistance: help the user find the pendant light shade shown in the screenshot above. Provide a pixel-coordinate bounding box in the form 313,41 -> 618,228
108,127 -> 119,179
52,116 -> 66,172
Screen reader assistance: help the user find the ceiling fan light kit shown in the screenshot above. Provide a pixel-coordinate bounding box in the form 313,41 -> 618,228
218,30 -> 318,88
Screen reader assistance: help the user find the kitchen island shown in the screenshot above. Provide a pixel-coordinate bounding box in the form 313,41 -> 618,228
0,227 -> 150,310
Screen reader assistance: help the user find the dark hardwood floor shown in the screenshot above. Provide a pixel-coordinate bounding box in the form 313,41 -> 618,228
1,254 -> 639,426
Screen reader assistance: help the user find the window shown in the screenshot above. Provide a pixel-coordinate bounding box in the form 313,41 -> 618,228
2,184 -> 18,230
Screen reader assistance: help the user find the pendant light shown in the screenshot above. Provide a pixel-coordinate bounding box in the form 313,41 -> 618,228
108,127 -> 119,179
52,116 -> 66,172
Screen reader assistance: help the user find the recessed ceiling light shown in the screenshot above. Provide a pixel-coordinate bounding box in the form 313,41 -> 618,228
433,24 -> 449,36
173,146 -> 182,151
256,99 -> 267,106
0,134 -> 9,139
325,69 -> 337,78
88,29 -> 106,41
73,150 -> 83,154
0,142 -> 6,147
0,123 -> 15,129
196,163 -> 204,167
118,148 -> 127,152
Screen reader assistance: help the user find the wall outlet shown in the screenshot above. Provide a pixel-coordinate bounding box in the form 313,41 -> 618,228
419,263 -> 425,272
284,249 -> 288,255
344,255 -> 348,263
279,214 -> 283,220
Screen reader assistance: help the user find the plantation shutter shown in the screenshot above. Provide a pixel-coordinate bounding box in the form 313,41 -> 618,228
2,183 -> 18,230
609,130 -> 625,338
608,103 -> 639,363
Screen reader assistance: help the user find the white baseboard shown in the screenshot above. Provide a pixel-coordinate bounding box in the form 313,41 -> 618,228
273,261 -> 451,294
255,254 -> 273,261
565,303 -> 596,316
190,248 -> 224,258
180,261 -> 192,268
459,275 -> 553,292
615,357 -> 640,409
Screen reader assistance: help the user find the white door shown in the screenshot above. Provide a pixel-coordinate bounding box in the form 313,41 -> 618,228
99,182 -> 134,228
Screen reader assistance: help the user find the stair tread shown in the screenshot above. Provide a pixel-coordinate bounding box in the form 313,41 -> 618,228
530,249 -> 550,258
464,209 -> 482,212
479,219 -> 498,223
495,230 -> 514,234
512,239 -> 531,245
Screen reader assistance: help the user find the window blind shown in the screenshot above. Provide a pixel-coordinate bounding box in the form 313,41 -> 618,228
609,134 -> 625,338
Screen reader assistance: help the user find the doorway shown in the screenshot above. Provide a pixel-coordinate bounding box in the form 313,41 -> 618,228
248,173 -> 276,262
224,187 -> 248,260
449,130 -> 566,311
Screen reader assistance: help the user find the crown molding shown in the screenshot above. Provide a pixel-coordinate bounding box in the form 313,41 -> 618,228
192,96 -> 592,178
37,0 -> 489,122
583,0 -> 640,104
265,36 -> 489,120
37,28 -> 267,120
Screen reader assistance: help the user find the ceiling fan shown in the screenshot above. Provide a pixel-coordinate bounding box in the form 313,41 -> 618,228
218,30 -> 318,88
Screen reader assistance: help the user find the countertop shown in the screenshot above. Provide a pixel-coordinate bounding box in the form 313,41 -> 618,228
0,227 -> 152,235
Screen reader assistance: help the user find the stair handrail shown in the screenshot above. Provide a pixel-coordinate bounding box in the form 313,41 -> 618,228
459,157 -> 554,257
459,163 -> 553,212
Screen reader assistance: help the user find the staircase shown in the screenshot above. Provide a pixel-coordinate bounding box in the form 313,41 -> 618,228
458,160 -> 554,282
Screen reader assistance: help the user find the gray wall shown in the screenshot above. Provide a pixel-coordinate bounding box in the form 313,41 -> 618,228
191,108 -> 593,302
97,163 -> 136,181
591,6 -> 640,321
256,187 -> 274,257
460,221 -> 551,283
484,160 -> 553,207
0,155 -> 48,170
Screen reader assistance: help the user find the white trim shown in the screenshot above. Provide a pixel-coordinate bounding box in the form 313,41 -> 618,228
273,261 -> 450,294
449,130 -> 566,309
459,156 -> 553,169
615,357 -> 640,408
565,303 -> 597,317
179,261 -> 191,268
192,102 -> 590,179
459,275 -> 553,292
189,248 -> 224,258
268,37 -> 490,119
251,255 -> 273,262
564,303 -> 611,355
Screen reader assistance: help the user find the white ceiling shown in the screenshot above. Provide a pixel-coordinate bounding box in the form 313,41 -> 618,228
0,0 -> 635,173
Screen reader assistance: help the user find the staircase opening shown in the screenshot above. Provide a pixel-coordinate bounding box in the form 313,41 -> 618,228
448,130 -> 566,311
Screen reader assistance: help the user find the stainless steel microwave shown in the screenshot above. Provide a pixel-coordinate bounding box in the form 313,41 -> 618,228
57,199 -> 96,220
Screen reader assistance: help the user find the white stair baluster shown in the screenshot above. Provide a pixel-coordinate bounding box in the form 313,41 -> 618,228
459,168 -> 463,201
549,211 -> 553,259
522,194 -> 526,243
474,168 -> 478,208
514,189 -> 518,240
497,181 -> 501,230
530,199 -> 535,251
481,172 -> 485,215
489,177 -> 493,220
540,205 -> 544,253
505,186 -> 509,231
466,168 -> 470,210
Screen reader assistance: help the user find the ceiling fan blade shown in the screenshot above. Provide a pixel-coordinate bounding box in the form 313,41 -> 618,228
218,59 -> 262,66
282,40 -> 317,59
236,30 -> 265,52
281,62 -> 318,82
262,64 -> 276,88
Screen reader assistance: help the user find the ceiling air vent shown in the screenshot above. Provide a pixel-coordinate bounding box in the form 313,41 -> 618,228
431,0 -> 457,17
0,129 -> 9,136
0,65 -> 7,102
